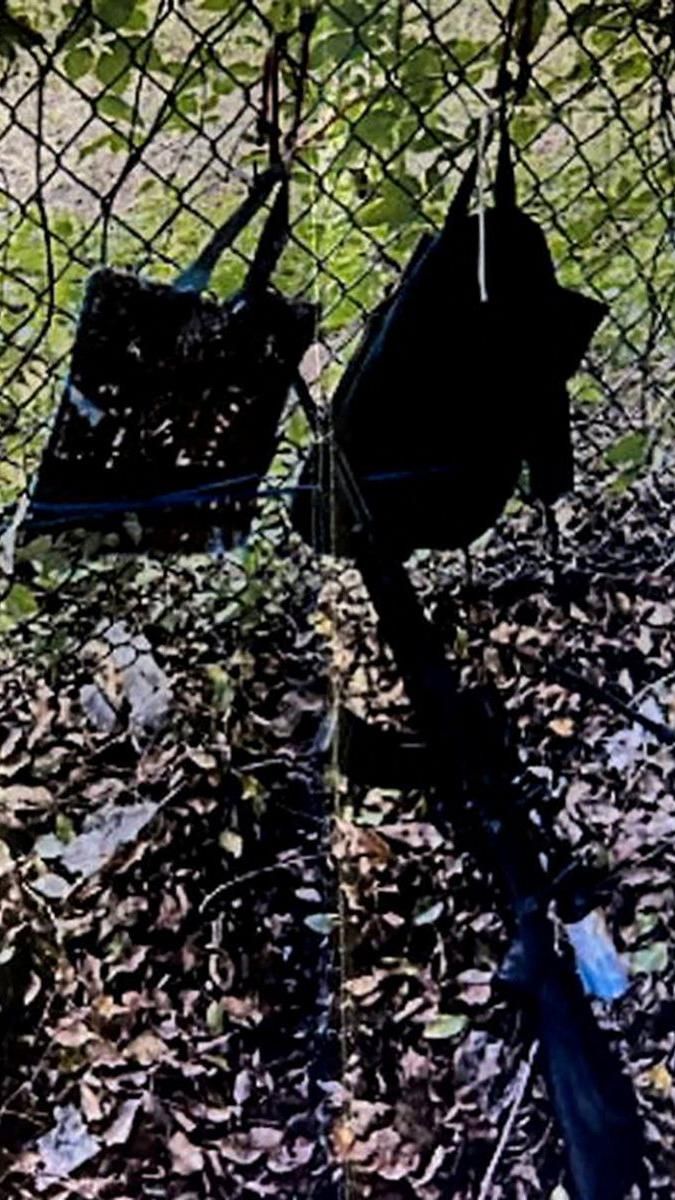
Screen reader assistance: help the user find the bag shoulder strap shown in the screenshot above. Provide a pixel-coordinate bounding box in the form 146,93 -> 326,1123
175,16 -> 314,298
242,174 -> 290,297
440,150 -> 479,240
244,12 -> 315,298
495,111 -> 516,209
439,111 -> 516,246
173,165 -> 283,294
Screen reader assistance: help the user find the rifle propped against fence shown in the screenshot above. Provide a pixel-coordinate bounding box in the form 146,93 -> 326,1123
355,531 -> 645,1200
292,369 -> 645,1200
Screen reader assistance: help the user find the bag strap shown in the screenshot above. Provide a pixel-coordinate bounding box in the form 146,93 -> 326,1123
241,173 -> 290,296
440,0 -> 520,243
495,109 -> 516,209
438,110 -> 516,248
173,163 -> 284,294
440,148 -> 479,240
243,11 -> 315,297
174,15 -> 314,297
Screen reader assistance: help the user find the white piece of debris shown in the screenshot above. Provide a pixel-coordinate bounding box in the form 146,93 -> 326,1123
36,1104 -> 100,1191
37,800 -> 160,885
106,620 -> 173,734
82,620 -> 173,737
66,381 -> 105,428
606,725 -> 643,772
0,495 -> 29,577
79,683 -> 119,733
32,872 -> 72,901
606,696 -> 666,771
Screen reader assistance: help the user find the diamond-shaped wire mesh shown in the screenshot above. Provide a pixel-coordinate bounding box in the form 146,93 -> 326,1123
0,1 -> 673,1196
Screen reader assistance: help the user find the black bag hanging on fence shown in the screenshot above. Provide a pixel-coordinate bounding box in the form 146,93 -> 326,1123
26,26 -> 317,554
292,122 -> 607,558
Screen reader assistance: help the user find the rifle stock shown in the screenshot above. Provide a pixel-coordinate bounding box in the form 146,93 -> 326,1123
291,380 -> 645,1198
353,534 -> 644,1200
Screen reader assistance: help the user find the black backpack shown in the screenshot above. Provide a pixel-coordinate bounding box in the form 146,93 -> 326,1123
292,127 -> 606,558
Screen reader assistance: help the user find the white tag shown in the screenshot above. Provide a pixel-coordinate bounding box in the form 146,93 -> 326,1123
67,381 -> 105,428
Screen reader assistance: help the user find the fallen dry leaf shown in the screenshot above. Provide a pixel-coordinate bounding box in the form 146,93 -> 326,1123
169,1130 -> 204,1175
124,1032 -> 169,1066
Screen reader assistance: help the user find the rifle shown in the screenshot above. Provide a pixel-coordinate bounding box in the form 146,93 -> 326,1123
293,376 -> 645,1200
357,539 -> 644,1200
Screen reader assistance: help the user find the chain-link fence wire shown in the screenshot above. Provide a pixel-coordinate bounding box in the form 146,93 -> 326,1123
0,0 -> 672,1195
0,0 -> 669,667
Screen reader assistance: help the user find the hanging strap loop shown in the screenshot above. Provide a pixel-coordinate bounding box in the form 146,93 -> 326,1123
244,10 -> 315,296
242,173 -> 290,296
491,0 -> 522,211
175,13 -> 314,297
173,163 -> 284,294
440,13 -> 518,247
495,108 -> 516,208
257,32 -> 286,166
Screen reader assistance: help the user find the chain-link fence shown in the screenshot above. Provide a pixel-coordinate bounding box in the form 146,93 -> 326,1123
0,1 -> 673,1197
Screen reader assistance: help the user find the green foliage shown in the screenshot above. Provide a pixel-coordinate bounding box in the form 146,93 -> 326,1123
630,941 -> 669,975
0,0 -> 670,558
3,583 -> 39,624
514,0 -> 550,52
605,431 -> 648,469
360,175 -> 422,228
97,93 -> 136,123
96,39 -> 133,87
93,0 -> 141,29
63,45 -> 93,80
423,1013 -> 468,1039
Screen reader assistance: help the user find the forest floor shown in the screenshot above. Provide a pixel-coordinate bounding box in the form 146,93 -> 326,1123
0,455 -> 674,1198
0,10 -> 673,1197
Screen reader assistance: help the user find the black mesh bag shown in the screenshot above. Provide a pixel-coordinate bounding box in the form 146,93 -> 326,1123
27,27 -> 317,554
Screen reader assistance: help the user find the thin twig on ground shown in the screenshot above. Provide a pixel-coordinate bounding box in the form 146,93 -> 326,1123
477,1039 -> 539,1200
